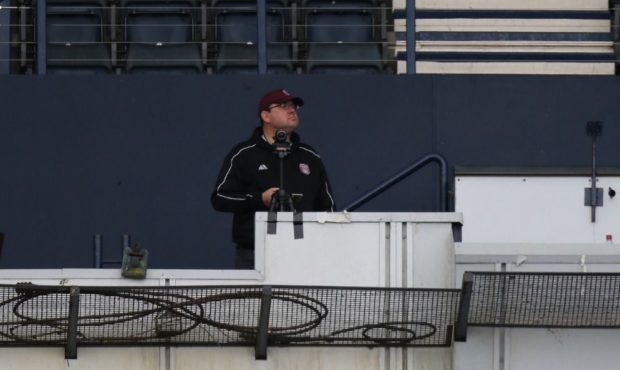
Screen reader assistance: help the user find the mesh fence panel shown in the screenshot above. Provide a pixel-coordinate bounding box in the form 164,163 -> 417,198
0,286 -> 71,345
468,272 -> 620,328
5,272 -> 617,348
0,285 -> 460,347
268,287 -> 459,346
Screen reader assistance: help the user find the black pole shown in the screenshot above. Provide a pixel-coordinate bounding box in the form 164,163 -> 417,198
255,286 -> 272,360
0,232 -> 4,257
614,2 -> 620,41
586,121 -> 602,223
278,152 -> 286,211
268,132 -> 295,234
591,131 -> 597,222
93,234 -> 102,268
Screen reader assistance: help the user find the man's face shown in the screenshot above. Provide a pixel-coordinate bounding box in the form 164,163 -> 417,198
262,100 -> 300,132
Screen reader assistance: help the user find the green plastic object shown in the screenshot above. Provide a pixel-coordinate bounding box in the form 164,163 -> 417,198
121,243 -> 148,279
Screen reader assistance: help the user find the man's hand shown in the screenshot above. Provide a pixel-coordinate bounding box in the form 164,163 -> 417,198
262,187 -> 279,207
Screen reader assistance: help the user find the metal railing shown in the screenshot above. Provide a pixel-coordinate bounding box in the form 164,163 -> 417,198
3,272 -> 620,359
0,283 -> 461,358
455,271 -> 620,341
342,153 -> 449,212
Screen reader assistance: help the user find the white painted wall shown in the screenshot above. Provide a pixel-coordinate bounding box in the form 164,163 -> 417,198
455,176 -> 620,243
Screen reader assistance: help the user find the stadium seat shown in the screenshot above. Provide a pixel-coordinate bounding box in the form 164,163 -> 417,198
212,0 -> 293,73
302,0 -> 383,73
46,0 -> 113,74
121,0 -> 203,73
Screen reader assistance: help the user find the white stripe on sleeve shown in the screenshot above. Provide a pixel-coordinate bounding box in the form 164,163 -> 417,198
215,144 -> 256,200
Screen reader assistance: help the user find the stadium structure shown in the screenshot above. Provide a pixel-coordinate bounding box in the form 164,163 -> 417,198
0,0 -> 620,369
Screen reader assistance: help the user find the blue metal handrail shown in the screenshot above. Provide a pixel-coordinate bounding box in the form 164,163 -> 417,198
342,153 -> 449,212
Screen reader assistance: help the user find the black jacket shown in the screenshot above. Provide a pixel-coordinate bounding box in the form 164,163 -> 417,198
211,127 -> 336,247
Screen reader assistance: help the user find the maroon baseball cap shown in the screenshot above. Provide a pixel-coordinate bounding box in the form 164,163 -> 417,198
258,89 -> 304,117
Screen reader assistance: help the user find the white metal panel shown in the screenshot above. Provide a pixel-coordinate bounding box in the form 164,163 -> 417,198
387,223 -> 401,370
379,221 -> 389,288
508,328 -> 620,370
411,223 -> 456,288
0,348 -> 161,370
0,269 -> 262,285
453,264 -> 500,370
261,221 -> 383,286
410,62 -> 615,75
455,243 -> 620,264
255,212 -> 460,287
453,327 -> 496,370
255,212 -> 462,224
175,347 -> 382,370
408,222 -> 457,370
455,176 -> 620,243
415,19 -> 610,33
412,0 -> 608,10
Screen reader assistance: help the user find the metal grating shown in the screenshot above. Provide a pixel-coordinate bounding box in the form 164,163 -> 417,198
267,287 -> 459,346
467,272 -> 620,328
0,284 -> 460,348
5,272 -> 620,353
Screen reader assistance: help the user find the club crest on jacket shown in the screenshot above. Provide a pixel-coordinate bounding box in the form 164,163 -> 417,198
299,163 -> 311,175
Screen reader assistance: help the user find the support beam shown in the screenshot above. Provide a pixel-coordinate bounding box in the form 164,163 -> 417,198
406,0 -> 416,74
454,272 -> 473,342
65,286 -> 80,359
256,0 -> 267,74
0,3 -> 10,73
36,0 -> 46,74
255,286 -> 272,360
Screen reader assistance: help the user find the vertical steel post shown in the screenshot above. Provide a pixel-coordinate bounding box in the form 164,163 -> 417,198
406,0 -> 416,74
65,286 -> 80,359
36,0 -> 46,74
256,0 -> 267,74
255,286 -> 272,360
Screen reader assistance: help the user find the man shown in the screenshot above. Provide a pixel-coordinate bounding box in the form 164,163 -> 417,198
211,89 -> 336,269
